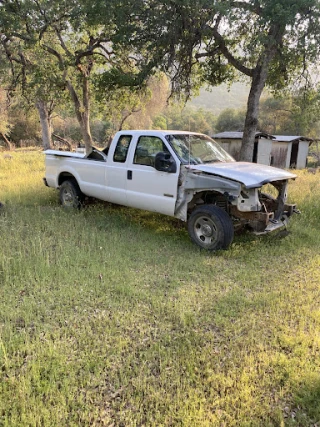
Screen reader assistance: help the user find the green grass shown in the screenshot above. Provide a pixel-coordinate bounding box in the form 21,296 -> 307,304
1,151 -> 320,426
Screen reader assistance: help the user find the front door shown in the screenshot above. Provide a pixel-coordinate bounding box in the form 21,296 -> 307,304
126,136 -> 179,216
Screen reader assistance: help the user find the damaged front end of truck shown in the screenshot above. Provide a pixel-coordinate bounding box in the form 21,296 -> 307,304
175,162 -> 300,236
229,178 -> 300,234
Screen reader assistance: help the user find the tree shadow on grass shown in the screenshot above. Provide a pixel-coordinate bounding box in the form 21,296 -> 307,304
289,378 -> 320,425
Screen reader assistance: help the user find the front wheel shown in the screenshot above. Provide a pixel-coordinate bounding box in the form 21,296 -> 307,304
59,179 -> 84,209
188,205 -> 234,250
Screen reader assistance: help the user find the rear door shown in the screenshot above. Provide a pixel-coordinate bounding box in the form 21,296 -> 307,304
125,135 -> 179,216
105,134 -> 133,205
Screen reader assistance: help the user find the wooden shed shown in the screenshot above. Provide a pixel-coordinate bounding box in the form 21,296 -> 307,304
212,131 -> 274,165
212,131 -> 313,169
271,135 -> 313,169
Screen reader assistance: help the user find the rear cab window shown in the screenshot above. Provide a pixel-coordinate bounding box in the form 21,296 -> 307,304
113,135 -> 132,163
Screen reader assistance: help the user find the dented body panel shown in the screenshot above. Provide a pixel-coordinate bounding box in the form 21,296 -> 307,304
187,162 -> 296,188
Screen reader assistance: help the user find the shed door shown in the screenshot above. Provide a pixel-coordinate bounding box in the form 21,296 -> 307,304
257,138 -> 272,165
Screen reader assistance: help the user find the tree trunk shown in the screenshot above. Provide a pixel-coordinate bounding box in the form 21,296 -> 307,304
240,66 -> 270,162
240,23 -> 286,162
0,132 -> 12,151
36,100 -> 52,150
79,111 -> 93,155
66,79 -> 93,155
81,74 -> 94,154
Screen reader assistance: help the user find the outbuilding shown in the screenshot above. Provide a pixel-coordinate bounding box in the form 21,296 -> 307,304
212,131 -> 274,165
271,135 -> 313,169
212,131 -> 313,169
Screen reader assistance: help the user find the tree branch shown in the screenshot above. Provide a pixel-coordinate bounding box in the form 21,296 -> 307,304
200,26 -> 254,77
53,25 -> 73,59
41,43 -> 65,68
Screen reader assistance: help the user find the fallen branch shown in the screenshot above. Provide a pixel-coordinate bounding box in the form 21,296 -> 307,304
52,133 -> 74,150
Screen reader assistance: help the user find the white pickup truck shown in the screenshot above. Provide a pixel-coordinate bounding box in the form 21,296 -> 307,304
44,130 -> 299,250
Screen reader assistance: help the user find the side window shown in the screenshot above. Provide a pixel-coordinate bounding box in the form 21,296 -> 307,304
134,136 -> 169,167
113,135 -> 132,163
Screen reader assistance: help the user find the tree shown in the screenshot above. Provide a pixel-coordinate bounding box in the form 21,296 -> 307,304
8,104 -> 41,146
121,74 -> 170,130
215,108 -> 246,133
0,4 -> 64,149
0,0 -> 127,153
258,97 -> 293,135
0,88 -> 12,150
0,49 -> 12,149
258,88 -> 320,137
105,0 -> 320,161
1,0 -> 168,153
95,74 -> 170,136
290,87 -> 320,138
152,104 -> 216,134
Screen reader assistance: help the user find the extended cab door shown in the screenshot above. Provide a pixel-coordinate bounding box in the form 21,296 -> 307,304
125,135 -> 179,216
105,134 -> 133,205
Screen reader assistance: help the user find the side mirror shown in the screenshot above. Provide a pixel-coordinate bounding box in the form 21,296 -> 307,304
154,152 -> 177,173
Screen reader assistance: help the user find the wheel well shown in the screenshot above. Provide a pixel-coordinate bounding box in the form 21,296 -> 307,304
58,172 -> 76,187
188,191 -> 229,213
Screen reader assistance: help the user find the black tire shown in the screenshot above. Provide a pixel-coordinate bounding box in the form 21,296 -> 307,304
59,179 -> 84,209
188,205 -> 234,250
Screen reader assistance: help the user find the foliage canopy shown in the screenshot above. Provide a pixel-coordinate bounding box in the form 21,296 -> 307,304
96,0 -> 320,159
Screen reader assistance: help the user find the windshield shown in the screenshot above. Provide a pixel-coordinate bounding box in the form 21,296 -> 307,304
166,134 -> 235,165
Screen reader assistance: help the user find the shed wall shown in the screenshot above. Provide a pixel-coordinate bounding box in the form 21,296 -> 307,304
216,136 -> 309,169
216,139 -> 242,161
257,138 -> 272,165
296,141 -> 309,169
271,142 -> 291,168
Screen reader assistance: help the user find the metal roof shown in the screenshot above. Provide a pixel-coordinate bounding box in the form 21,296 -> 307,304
213,131 -> 274,140
272,135 -> 313,143
213,132 -> 313,144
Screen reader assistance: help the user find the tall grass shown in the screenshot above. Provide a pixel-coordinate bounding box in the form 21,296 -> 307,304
0,152 -> 320,426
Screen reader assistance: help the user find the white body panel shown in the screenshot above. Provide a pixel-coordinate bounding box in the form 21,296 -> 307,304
45,156 -> 108,200
126,164 -> 178,215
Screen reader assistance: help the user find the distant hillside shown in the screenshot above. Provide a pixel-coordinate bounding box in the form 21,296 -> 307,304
188,82 -> 249,113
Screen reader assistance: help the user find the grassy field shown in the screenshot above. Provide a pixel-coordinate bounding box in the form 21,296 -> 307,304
0,151 -> 320,426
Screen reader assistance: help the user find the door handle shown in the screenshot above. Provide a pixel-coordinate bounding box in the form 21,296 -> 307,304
127,170 -> 132,180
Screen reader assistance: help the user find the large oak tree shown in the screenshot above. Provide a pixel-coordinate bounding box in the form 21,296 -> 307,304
99,0 -> 320,161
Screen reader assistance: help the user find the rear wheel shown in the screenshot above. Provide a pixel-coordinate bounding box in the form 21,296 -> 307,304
59,179 -> 84,209
188,205 -> 234,250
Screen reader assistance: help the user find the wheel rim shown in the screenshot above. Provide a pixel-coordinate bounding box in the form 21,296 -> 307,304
61,185 -> 76,207
193,215 -> 218,246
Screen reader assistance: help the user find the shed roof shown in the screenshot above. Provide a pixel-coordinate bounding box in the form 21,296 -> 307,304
273,135 -> 313,143
213,132 -> 313,144
213,131 -> 274,140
